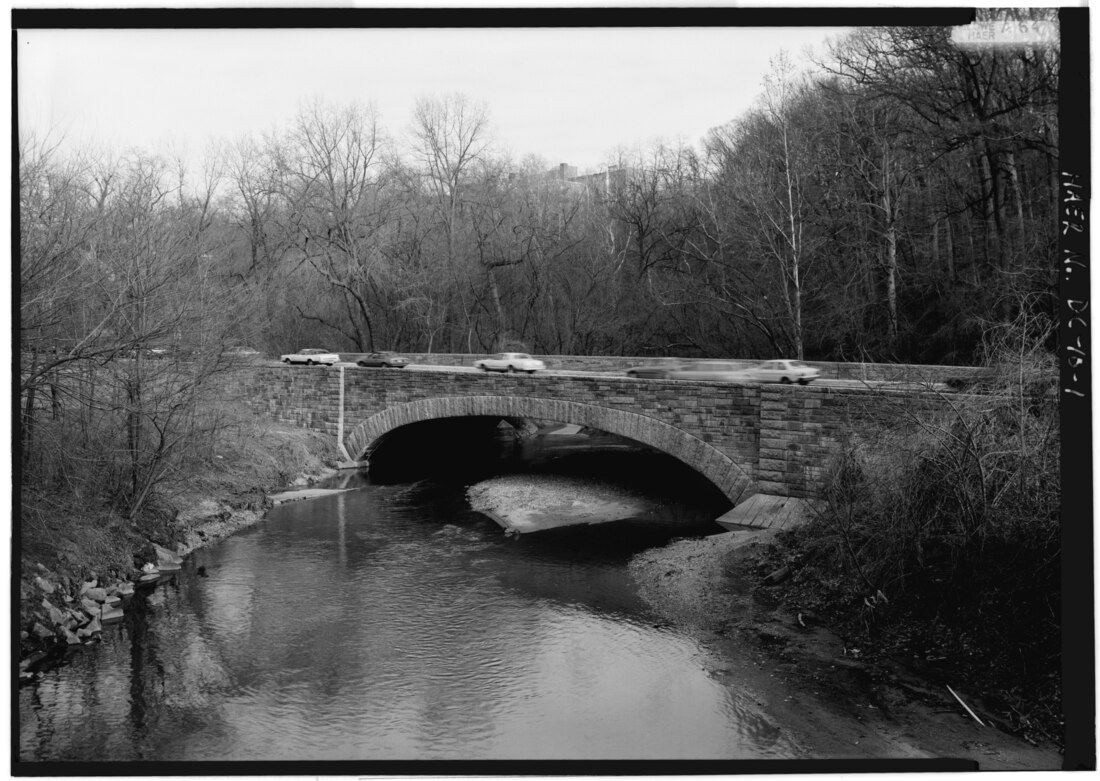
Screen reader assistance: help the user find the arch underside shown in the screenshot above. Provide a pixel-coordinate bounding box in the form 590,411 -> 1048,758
344,396 -> 756,505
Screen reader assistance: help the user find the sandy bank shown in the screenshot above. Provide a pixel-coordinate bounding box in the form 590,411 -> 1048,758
628,530 -> 1062,769
466,473 -> 651,532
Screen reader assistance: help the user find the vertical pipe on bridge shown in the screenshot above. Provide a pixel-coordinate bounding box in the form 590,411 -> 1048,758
336,366 -> 353,462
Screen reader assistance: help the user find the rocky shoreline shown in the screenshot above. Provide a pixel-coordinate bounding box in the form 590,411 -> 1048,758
18,432 -> 339,677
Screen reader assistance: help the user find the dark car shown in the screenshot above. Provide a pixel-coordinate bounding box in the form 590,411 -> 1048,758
356,352 -> 410,369
666,360 -> 748,382
625,358 -> 682,379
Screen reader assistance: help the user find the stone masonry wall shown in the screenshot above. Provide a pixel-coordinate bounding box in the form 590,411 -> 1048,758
228,365 -> 952,500
233,366 -> 762,501
756,384 -> 950,497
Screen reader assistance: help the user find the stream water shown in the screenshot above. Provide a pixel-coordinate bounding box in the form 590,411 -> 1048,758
19,433 -> 806,762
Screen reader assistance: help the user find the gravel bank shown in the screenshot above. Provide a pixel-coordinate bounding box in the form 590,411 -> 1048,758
629,527 -> 778,629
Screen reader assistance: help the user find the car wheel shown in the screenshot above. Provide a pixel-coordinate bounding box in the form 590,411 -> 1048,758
508,365 -> 516,373
305,359 -> 314,366
627,371 -> 637,378
527,370 -> 535,374
282,358 -> 290,363
798,378 -> 810,385
780,376 -> 791,384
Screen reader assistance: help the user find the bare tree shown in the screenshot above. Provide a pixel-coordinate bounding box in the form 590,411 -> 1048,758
409,93 -> 492,349
275,98 -> 391,351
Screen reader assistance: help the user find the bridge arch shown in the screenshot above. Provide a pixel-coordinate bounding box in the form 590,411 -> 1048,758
344,395 -> 756,505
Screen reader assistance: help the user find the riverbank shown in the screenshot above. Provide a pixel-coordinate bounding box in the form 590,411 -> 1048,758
21,428 -> 1063,767
629,530 -> 1063,769
18,421 -> 338,667
465,473 -> 1061,766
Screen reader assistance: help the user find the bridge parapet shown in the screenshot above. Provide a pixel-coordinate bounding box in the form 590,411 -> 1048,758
337,353 -> 991,383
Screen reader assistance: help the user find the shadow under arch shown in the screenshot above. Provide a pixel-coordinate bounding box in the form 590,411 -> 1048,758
344,396 -> 756,505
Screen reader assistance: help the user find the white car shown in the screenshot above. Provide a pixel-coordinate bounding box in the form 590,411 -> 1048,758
280,348 -> 341,366
474,352 -> 546,374
745,359 -> 821,385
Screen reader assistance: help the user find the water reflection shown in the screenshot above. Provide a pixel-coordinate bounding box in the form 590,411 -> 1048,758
21,451 -> 791,762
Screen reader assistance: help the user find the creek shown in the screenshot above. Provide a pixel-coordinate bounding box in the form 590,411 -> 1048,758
19,429 -> 813,762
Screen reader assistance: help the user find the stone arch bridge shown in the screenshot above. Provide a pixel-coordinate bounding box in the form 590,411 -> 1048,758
230,366 -> 953,506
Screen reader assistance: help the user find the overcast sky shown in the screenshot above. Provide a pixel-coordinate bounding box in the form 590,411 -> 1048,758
18,25 -> 847,172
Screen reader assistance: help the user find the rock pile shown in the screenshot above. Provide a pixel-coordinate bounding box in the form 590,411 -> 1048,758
19,545 -> 185,679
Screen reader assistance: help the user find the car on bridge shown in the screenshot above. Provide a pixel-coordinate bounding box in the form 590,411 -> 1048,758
356,352 -> 410,369
666,361 -> 748,382
280,348 -> 341,366
744,359 -> 821,385
474,352 -> 546,374
625,358 -> 682,379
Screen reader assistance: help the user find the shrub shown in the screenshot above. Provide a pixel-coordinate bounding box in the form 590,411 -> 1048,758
793,308 -> 1061,739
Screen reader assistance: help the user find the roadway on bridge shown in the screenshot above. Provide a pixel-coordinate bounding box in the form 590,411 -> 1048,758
328,362 -> 947,391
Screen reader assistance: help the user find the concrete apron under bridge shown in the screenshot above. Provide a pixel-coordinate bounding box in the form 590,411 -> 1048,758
240,364 -> 955,535
714,493 -> 819,533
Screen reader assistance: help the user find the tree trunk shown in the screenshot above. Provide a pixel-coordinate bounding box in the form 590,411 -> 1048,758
882,179 -> 898,345
885,219 -> 898,344
931,214 -> 939,270
127,377 -> 142,500
486,268 -> 507,349
783,129 -> 804,361
944,214 -> 956,281
1004,150 -> 1028,247
982,145 -> 1010,268
22,387 -> 36,466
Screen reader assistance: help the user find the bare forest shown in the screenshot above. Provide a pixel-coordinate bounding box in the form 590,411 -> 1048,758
22,26 -> 1060,364
18,21 -> 1068,748
21,21 -> 1061,518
